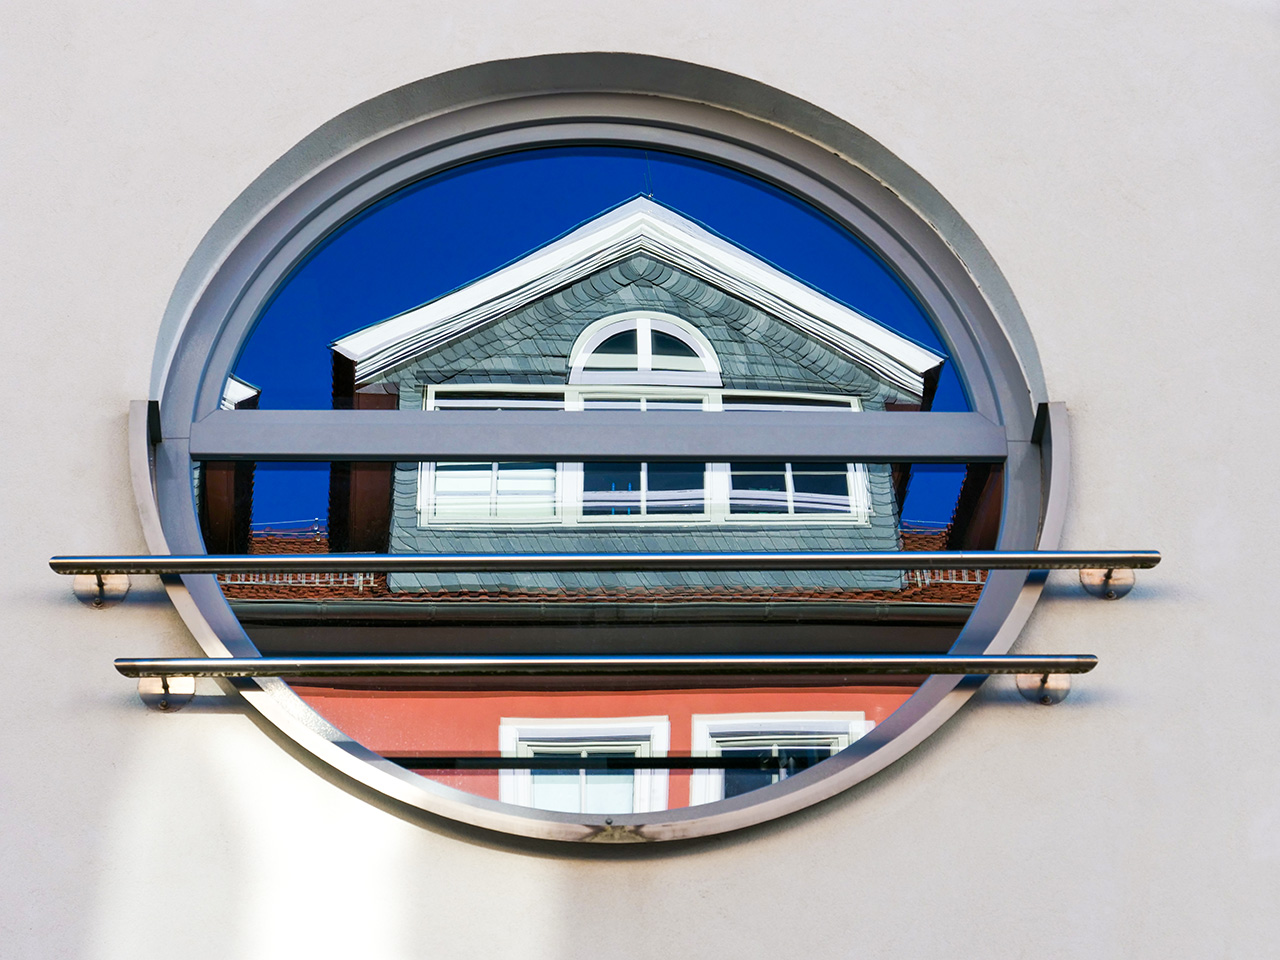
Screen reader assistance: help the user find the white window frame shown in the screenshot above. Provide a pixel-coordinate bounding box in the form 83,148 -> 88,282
567,312 -> 722,387
723,461 -> 873,523
425,382 -> 864,414
688,712 -> 875,806
417,460 -> 872,527
419,384 -> 872,527
571,460 -> 711,524
417,460 -> 561,527
498,716 -> 671,813
426,386 -> 567,410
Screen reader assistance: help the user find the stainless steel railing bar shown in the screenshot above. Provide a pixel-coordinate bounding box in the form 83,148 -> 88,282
55,550 -> 1160,576
114,654 -> 1098,678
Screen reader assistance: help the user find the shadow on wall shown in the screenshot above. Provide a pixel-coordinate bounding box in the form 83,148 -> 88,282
82,718 -> 421,959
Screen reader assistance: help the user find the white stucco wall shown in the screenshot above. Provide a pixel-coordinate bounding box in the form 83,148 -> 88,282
3,3 -> 1278,957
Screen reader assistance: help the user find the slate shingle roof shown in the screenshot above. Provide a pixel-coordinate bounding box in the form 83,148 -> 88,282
355,252 -> 927,594
221,531 -> 984,605
385,462 -> 903,594
374,255 -> 919,406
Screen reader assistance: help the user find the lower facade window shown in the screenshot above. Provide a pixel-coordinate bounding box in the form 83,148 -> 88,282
688,712 -> 874,805
498,717 -> 671,814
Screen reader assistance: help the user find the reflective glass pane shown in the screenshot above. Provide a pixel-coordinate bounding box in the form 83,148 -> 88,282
593,330 -> 638,354
230,147 -> 967,413
721,749 -> 776,799
777,746 -> 830,776
431,462 -> 491,520
729,463 -> 788,514
584,330 -> 638,369
645,462 -> 706,514
198,145 -> 996,819
644,398 -> 704,411
722,394 -> 851,411
791,463 -> 851,514
493,462 -> 557,520
529,767 -> 583,814
584,760 -> 637,815
720,743 -> 834,799
650,331 -> 705,372
432,390 -> 564,411
582,397 -> 643,410
583,462 -> 642,515
651,330 -> 699,358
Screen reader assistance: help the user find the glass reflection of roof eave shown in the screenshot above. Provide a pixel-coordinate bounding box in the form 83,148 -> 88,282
330,197 -> 944,398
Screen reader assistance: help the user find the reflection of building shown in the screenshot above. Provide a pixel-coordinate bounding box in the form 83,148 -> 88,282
197,375 -> 260,554
273,199 -> 973,814
220,199 -> 995,814
327,198 -> 947,598
294,682 -> 916,812
219,198 -> 995,657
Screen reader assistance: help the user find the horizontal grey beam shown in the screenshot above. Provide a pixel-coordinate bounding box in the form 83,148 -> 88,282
52,550 -> 1161,575
186,409 -> 1007,461
114,654 -> 1098,678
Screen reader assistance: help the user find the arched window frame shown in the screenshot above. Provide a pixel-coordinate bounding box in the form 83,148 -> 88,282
567,312 -> 722,387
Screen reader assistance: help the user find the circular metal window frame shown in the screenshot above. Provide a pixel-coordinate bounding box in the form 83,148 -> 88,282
141,54 -> 1062,843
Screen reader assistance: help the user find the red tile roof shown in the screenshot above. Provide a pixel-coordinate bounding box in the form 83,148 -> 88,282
220,531 -> 984,606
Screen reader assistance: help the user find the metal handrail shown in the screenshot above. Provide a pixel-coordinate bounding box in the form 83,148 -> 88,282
54,550 -> 1160,576
114,654 -> 1098,679
392,756 -> 883,771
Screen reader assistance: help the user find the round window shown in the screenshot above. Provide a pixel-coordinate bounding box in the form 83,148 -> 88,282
144,58 -> 1059,842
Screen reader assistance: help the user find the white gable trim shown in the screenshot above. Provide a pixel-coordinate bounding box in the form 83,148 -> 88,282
332,197 -> 944,397
219,374 -> 261,410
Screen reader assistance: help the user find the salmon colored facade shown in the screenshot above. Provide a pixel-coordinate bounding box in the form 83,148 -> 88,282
297,685 -> 918,808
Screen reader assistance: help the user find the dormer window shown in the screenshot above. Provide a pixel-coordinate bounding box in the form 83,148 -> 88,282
569,312 -> 721,386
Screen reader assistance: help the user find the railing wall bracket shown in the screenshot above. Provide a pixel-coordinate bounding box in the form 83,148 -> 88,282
137,676 -> 195,711
1015,671 -> 1073,705
72,573 -> 130,608
1079,567 -> 1136,600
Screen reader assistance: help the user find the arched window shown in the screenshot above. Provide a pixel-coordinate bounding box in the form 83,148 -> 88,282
568,313 -> 721,386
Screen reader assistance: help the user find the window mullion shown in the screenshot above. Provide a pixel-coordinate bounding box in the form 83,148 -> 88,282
707,463 -> 729,521
636,316 -> 652,372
